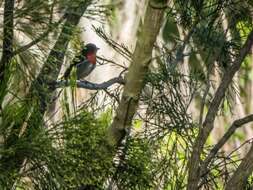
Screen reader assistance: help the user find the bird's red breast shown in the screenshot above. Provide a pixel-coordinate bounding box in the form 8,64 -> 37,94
86,52 -> 97,65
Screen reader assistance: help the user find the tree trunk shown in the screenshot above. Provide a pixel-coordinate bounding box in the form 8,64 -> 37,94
107,0 -> 167,147
0,0 -> 15,105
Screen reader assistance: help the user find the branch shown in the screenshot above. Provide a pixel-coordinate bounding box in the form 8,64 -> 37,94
56,76 -> 124,90
187,28 -> 253,190
201,114 -> 253,176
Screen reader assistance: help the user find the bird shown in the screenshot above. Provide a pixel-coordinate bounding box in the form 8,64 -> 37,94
63,43 -> 99,80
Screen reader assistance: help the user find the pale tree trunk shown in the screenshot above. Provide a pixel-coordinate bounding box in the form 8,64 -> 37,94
176,25 -> 200,122
107,0 -> 167,147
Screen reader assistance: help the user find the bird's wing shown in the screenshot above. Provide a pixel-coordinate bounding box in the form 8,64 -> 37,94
76,60 -> 95,80
63,54 -> 85,79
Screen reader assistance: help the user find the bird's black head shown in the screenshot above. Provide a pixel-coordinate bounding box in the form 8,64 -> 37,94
82,43 -> 99,56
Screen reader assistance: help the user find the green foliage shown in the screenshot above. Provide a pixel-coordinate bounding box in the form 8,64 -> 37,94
57,111 -> 113,189
162,17 -> 179,43
133,119 -> 142,129
113,138 -> 157,190
98,108 -> 113,127
144,63 -> 194,133
0,102 -> 161,189
0,104 -> 111,189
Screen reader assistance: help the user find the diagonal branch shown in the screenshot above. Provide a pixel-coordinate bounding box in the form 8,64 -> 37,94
187,28 -> 253,190
201,114 -> 253,176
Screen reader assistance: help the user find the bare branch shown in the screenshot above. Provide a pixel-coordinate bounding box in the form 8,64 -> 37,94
201,114 -> 253,176
56,76 -> 124,90
202,30 -> 253,143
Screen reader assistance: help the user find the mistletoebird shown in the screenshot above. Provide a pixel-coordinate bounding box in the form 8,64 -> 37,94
63,43 -> 99,80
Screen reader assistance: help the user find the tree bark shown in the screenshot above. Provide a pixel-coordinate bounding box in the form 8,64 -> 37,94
187,28 -> 253,190
107,0 -> 167,147
0,0 -> 15,104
